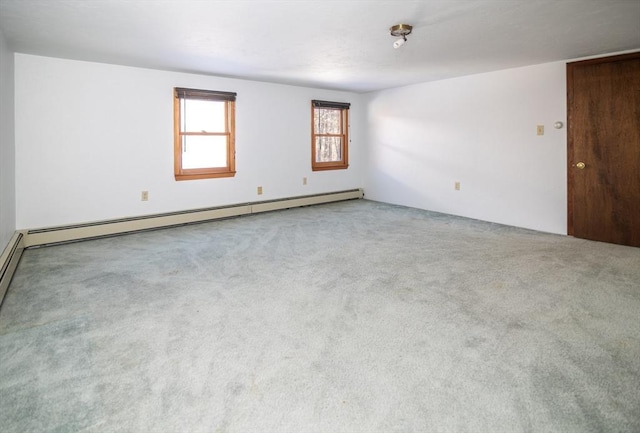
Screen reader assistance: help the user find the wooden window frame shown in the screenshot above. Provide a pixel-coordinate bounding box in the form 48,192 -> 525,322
174,87 -> 236,181
311,100 -> 350,171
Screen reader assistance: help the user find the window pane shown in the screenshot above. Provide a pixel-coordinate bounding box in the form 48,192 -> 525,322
314,108 -> 341,134
182,135 -> 228,169
315,136 -> 342,162
183,99 -> 226,132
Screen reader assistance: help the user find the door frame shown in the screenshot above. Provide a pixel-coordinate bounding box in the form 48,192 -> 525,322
566,51 -> 640,236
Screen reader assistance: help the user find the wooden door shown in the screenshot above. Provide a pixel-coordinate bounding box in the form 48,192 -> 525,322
567,52 -> 640,247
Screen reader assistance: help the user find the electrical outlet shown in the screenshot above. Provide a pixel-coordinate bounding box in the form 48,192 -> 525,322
141,191 -> 149,201
257,186 -> 263,195
454,182 -> 460,191
537,125 -> 544,136
303,177 -> 307,185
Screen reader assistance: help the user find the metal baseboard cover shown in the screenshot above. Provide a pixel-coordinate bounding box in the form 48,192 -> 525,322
251,189 -> 362,213
0,232 -> 25,307
24,189 -> 363,247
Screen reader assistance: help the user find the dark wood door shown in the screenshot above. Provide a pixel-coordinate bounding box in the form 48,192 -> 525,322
567,52 -> 640,247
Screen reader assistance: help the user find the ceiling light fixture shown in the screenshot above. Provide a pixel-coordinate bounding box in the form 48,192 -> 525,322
390,24 -> 413,49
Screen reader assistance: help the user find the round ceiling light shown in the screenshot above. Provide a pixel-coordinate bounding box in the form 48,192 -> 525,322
390,24 -> 413,49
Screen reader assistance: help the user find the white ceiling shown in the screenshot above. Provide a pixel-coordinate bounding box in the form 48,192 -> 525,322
1,0 -> 639,93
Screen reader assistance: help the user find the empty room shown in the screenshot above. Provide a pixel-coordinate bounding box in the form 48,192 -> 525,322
0,1 -> 639,432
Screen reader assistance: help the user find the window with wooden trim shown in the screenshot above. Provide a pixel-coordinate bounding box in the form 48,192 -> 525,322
311,100 -> 350,171
174,87 -> 236,181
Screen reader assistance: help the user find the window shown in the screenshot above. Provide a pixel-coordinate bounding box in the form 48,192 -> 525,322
174,87 -> 236,181
311,100 -> 350,171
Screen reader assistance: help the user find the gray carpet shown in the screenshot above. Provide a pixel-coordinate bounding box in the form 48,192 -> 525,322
0,199 -> 639,433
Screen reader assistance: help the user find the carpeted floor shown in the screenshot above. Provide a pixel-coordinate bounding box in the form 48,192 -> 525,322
1,199 -> 639,433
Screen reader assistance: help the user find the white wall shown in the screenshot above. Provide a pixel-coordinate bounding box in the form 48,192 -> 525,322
363,62 -> 567,234
13,54 -> 570,234
15,54 -> 363,229
0,30 -> 15,247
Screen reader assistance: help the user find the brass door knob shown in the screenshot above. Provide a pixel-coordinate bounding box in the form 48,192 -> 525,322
576,162 -> 586,169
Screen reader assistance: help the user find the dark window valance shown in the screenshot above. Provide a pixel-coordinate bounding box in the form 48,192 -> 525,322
312,100 -> 350,109
175,87 -> 237,101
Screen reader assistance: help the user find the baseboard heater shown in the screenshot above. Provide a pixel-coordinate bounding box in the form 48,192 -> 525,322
23,188 -> 364,248
0,232 -> 25,307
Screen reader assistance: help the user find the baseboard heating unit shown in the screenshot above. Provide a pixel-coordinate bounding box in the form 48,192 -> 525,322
0,232 -> 25,307
23,188 -> 364,248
